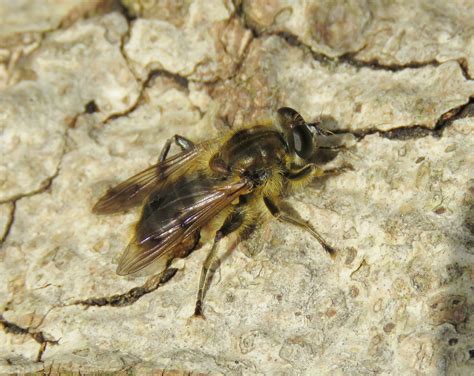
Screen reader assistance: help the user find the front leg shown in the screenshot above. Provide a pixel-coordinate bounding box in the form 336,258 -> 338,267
263,196 -> 336,258
284,164 -> 353,181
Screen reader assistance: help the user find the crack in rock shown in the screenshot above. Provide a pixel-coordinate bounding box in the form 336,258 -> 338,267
338,52 -> 440,72
458,58 -> 472,81
273,30 -> 471,79
102,68 -> 189,125
234,4 -> 473,79
0,202 -> 15,245
338,54 -> 472,81
0,123 -> 68,205
334,97 -> 474,141
0,157 -> 62,206
0,123 -> 73,243
0,314 -> 58,362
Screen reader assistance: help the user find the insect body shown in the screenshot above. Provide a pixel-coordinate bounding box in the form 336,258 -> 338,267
93,107 -> 346,316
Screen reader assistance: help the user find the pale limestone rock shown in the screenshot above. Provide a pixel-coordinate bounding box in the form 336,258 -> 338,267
0,1 -> 473,375
0,13 -> 139,202
124,0 -> 252,82
0,0 -> 119,89
122,0 -> 231,26
354,1 -> 474,76
243,0 -> 474,76
211,36 -> 474,131
0,0 -> 110,36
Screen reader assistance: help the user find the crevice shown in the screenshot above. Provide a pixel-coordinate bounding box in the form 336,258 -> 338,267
0,130 -> 67,205
233,3 -> 332,69
233,5 -> 473,78
95,1 -> 254,126
0,162 -> 62,205
275,31 -> 336,67
378,125 -> 433,140
107,10 -> 192,124
383,96 -> 474,139
0,125 -> 70,245
152,69 -> 190,90
0,202 -> 15,245
332,124 -> 432,141
275,29 -> 444,73
115,6 -> 192,123
102,69 -> 154,124
71,268 -> 178,308
5,0 -> 127,83
102,68 -> 190,124
332,97 -> 474,142
242,22 -> 441,73
338,53 -> 440,72
0,172 -> 58,244
431,97 -> 474,135
100,14 -> 141,124
0,314 -> 58,362
114,0 -> 138,22
458,58 -> 472,80
341,55 -> 473,81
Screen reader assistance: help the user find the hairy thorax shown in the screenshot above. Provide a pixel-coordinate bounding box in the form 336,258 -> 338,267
210,126 -> 288,189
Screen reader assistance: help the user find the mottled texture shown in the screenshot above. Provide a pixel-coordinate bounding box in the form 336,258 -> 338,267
0,13 -> 139,202
124,1 -> 252,82
243,0 -> 474,76
0,0 -> 118,89
0,1 -> 473,375
211,36 -> 474,131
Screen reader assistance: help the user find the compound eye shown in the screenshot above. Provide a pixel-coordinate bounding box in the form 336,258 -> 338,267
292,124 -> 313,159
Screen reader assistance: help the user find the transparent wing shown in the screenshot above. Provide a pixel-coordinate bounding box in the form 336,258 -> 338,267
116,175 -> 252,275
93,147 -> 201,214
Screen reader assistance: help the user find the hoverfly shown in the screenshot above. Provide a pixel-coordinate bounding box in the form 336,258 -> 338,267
93,107 -> 348,316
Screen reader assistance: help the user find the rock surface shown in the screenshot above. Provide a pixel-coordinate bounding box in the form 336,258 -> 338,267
0,1 -> 473,375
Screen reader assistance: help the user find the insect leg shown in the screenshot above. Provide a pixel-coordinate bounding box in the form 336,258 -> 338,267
194,210 -> 244,317
285,164 -> 353,181
284,164 -> 314,180
321,165 -> 354,176
158,135 -> 195,163
263,196 -> 336,258
318,145 -> 346,150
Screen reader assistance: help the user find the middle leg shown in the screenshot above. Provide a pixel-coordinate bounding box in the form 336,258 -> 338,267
158,134 -> 195,163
